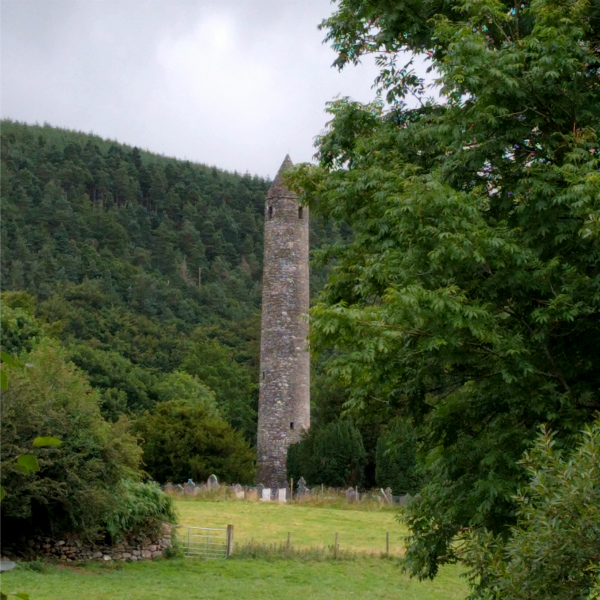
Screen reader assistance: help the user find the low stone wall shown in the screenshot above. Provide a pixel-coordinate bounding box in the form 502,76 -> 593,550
3,523 -> 173,563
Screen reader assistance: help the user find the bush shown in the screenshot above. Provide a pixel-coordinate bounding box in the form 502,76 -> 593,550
0,341 -> 142,541
105,480 -> 177,542
135,399 -> 256,484
288,421 -> 366,487
458,422 -> 600,599
375,421 -> 422,495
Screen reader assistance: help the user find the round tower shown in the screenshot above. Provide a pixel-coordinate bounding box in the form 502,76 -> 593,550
257,155 -> 310,488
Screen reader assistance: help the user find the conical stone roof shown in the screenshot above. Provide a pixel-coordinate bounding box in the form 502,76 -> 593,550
267,155 -> 296,199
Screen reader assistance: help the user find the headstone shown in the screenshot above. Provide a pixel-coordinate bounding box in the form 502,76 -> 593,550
193,486 -> 201,496
184,481 -> 195,495
345,487 -> 357,502
261,487 -> 271,502
199,483 -> 208,493
277,488 -> 287,503
297,477 -> 309,496
163,483 -> 174,494
207,474 -> 220,490
256,484 -> 265,499
175,484 -> 184,495
235,490 -> 245,499
384,487 -> 393,504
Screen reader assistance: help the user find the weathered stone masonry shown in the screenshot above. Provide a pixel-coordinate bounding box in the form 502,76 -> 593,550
257,155 -> 310,487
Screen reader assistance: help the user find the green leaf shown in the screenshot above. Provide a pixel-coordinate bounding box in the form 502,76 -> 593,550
17,454 -> 40,474
33,436 -> 61,447
0,369 -> 7,390
0,352 -> 19,367
0,485 -> 5,502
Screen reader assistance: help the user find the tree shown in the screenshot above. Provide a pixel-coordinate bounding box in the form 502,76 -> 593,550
287,420 -> 366,487
375,420 -> 422,495
0,342 -> 141,541
135,399 -> 256,485
459,422 -> 600,600
289,0 -> 600,579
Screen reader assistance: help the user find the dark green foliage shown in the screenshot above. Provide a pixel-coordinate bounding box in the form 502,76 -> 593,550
289,0 -> 600,580
375,422 -> 421,495
459,422 -> 600,599
1,120 -> 267,433
0,341 -> 142,540
182,333 -> 257,442
287,421 -> 366,487
135,399 -> 256,485
104,480 -> 177,543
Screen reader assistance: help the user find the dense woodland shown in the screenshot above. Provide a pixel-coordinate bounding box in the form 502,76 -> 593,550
1,119 -> 271,439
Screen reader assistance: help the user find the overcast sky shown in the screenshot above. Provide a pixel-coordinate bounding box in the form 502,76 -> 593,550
1,0 -> 391,178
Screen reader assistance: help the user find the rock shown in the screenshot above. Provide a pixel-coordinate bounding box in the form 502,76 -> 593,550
93,551 -> 103,559
141,550 -> 152,559
122,552 -> 131,559
151,551 -> 163,558
102,555 -> 111,561
147,544 -> 158,552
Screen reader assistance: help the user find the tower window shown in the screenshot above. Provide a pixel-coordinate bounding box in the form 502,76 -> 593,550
262,371 -> 265,380
290,422 -> 295,430
268,206 -> 273,220
298,206 -> 303,219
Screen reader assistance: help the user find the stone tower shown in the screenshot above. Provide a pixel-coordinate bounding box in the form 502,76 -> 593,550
257,155 -> 310,488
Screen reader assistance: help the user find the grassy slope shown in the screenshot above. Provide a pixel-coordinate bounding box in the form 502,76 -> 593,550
175,499 -> 408,554
1,559 -> 466,600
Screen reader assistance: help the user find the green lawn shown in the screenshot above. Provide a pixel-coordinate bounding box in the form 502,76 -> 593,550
175,498 -> 407,554
1,558 -> 467,600
0,500 -> 468,599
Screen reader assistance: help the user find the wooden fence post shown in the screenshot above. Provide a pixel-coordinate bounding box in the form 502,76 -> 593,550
386,532 -> 390,555
226,524 -> 234,558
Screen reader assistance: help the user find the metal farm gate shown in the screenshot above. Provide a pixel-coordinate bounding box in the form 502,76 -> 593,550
179,525 -> 234,559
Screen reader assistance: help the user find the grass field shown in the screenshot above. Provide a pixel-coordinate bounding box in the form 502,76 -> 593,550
0,499 -> 468,600
175,498 -> 406,554
1,558 -> 467,600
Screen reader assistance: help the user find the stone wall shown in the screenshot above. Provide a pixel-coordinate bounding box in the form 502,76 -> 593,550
257,155 -> 310,488
2,523 -> 173,563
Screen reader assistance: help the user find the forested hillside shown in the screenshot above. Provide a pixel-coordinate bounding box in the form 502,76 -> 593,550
1,119 -> 272,441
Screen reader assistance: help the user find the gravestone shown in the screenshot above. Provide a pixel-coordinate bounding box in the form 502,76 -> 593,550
277,488 -> 287,503
175,484 -> 184,495
261,487 -> 271,502
345,487 -> 357,502
163,483 -> 174,494
384,487 -> 393,504
297,477 -> 309,496
256,484 -> 265,499
207,474 -> 219,490
199,483 -> 208,493
184,481 -> 195,495
193,486 -> 201,496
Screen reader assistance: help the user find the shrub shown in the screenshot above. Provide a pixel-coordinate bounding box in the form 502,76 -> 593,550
105,480 -> 177,542
458,422 -> 600,599
135,399 -> 256,484
288,420 -> 366,487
